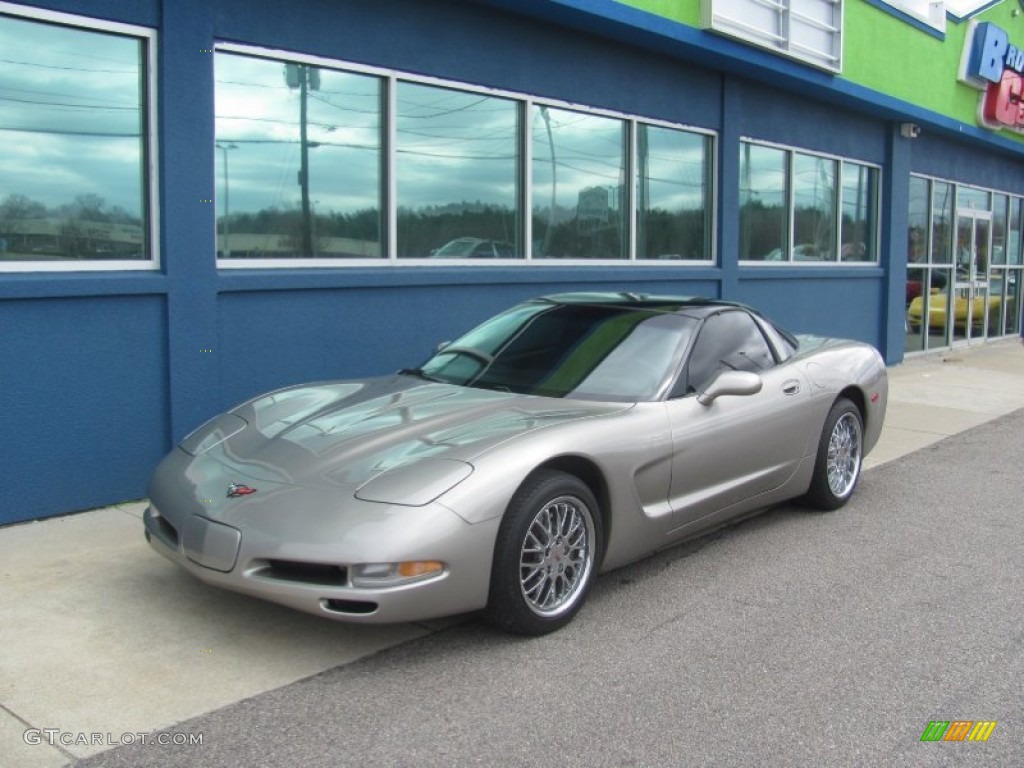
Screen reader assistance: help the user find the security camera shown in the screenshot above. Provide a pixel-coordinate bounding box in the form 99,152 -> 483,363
900,123 -> 921,139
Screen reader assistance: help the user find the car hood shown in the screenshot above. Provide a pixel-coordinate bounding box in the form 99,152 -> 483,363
185,375 -> 631,490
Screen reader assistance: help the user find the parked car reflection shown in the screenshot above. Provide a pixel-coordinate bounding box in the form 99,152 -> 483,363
430,237 -> 515,259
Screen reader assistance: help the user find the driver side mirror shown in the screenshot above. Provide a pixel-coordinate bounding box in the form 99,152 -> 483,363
697,370 -> 763,406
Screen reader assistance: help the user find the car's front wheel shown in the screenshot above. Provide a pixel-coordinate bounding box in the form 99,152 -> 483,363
485,470 -> 601,635
802,397 -> 863,510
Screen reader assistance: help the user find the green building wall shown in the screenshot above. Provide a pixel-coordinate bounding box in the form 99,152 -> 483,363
617,0 -> 1024,145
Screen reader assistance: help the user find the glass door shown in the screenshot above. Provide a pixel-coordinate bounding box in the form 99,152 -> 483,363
953,212 -> 992,343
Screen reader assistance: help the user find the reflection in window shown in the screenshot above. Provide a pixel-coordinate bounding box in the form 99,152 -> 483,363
740,141 -> 877,264
740,144 -> 788,261
213,47 -> 713,264
840,162 -> 875,262
793,153 -> 836,261
0,12 -> 150,264
957,186 -> 990,213
992,194 -> 1008,265
1010,198 -> 1022,266
637,126 -> 711,260
931,181 -> 953,264
215,52 -> 382,259
532,106 -> 626,259
396,83 -> 519,259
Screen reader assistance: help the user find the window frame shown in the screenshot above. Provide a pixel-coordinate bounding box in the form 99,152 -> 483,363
0,2 -> 159,273
739,138 -> 881,266
905,172 -> 1024,354
702,0 -> 844,73
214,42 -> 717,269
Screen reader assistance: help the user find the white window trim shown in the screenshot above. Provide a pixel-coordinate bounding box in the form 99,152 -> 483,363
702,0 -> 844,74
738,138 -> 882,266
0,2 -> 159,273
214,42 -> 717,269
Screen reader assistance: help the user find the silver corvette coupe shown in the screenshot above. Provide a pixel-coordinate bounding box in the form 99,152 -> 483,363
144,293 -> 887,635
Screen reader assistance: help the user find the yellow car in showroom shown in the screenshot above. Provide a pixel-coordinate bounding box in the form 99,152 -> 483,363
906,291 -> 1001,333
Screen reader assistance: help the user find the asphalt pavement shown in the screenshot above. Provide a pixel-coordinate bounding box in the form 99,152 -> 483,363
2,339 -> 1023,768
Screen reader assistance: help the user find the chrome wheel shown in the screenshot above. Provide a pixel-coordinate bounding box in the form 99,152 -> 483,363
519,495 -> 595,618
826,412 -> 862,499
487,470 -> 602,634
802,398 -> 864,511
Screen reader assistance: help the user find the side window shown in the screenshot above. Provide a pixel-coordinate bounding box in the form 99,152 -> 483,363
681,311 -> 776,395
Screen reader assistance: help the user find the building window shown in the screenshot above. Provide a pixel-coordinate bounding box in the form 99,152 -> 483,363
636,125 -> 713,261
0,8 -> 155,270
397,83 -> 521,260
532,106 -> 627,260
740,141 -> 878,263
702,0 -> 843,73
906,175 -> 1023,353
905,176 -> 954,352
215,52 -> 383,260
215,46 -> 715,266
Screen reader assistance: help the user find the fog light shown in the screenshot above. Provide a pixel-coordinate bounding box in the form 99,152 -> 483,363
350,561 -> 445,587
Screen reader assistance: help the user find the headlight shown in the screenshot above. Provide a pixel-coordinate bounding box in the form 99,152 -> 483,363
354,458 -> 473,506
350,561 -> 446,588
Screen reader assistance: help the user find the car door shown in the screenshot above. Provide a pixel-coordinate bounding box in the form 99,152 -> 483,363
666,310 -> 813,532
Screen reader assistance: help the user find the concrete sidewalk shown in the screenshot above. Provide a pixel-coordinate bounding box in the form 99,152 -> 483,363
3,339 -> 1024,768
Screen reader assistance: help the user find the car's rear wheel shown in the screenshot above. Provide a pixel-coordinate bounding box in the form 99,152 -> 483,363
802,398 -> 863,510
485,470 -> 601,635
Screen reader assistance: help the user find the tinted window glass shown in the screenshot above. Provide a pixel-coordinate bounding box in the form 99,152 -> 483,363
532,107 -> 627,260
636,125 -> 711,260
740,144 -> 787,261
682,311 -> 775,395
0,13 -> 150,264
398,82 -> 520,259
215,52 -> 382,259
419,302 -> 697,401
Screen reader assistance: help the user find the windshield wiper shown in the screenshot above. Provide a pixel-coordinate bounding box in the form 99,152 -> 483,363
397,367 -> 445,383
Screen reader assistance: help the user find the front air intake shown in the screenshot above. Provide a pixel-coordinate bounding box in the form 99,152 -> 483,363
322,598 -> 378,615
262,560 -> 348,587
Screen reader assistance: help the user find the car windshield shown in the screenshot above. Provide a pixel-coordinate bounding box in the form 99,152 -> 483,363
417,301 -> 698,401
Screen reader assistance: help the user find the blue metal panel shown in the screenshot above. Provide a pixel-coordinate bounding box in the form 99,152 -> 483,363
911,131 -> 1024,193
737,272 -> 886,350
0,296 -> 169,524
730,79 -> 887,165
158,0 -> 221,444
881,125 -> 913,365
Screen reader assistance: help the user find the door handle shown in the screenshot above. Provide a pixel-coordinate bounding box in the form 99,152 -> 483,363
782,380 -> 801,395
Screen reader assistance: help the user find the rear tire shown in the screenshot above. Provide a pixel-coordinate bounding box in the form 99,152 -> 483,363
802,398 -> 863,511
485,470 -> 601,636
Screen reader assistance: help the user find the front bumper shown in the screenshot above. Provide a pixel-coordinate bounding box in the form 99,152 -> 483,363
143,496 -> 500,624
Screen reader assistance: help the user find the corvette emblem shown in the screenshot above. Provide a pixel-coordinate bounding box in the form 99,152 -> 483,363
226,483 -> 258,498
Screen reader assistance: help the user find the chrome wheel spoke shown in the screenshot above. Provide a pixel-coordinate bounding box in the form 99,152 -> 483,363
825,412 -> 861,497
517,493 -> 595,618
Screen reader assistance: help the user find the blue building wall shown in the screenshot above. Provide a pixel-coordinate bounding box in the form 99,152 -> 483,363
0,0 -> 1020,524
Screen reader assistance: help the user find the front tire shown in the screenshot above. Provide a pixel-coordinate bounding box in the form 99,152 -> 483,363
485,470 -> 602,635
802,398 -> 863,511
